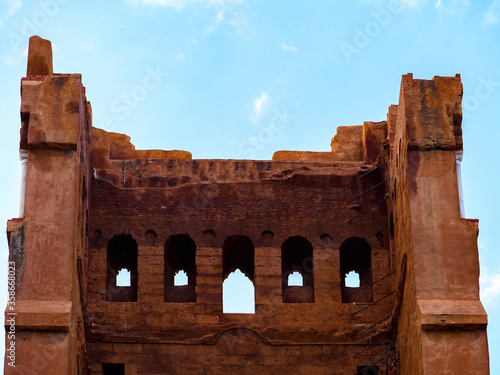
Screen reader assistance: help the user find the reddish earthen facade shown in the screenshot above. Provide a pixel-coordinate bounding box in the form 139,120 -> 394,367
4,36 -> 490,374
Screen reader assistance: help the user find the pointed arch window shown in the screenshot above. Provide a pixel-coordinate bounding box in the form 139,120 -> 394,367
222,235 -> 255,313
281,236 -> 314,303
165,234 -> 197,302
106,234 -> 138,302
340,237 -> 373,303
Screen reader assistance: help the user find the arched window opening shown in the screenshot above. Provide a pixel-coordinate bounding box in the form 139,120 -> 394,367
345,270 -> 360,288
223,269 -> 255,314
174,270 -> 188,286
340,237 -> 372,303
281,236 -> 314,303
222,235 -> 255,314
165,234 -> 196,302
288,271 -> 303,286
106,234 -> 138,302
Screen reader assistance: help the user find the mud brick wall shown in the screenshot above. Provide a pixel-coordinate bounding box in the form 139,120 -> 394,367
88,337 -> 397,375
8,36 -> 489,375
86,159 -> 395,374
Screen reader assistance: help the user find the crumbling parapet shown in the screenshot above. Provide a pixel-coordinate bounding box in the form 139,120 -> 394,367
272,121 -> 387,163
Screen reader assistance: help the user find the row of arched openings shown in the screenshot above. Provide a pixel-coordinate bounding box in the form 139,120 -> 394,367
105,234 -> 373,312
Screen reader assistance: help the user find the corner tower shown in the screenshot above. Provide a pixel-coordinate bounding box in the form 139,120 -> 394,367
5,35 -> 90,374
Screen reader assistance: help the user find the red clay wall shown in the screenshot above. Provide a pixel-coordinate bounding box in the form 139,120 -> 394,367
389,74 -> 489,375
6,35 -> 490,375
86,157 -> 395,374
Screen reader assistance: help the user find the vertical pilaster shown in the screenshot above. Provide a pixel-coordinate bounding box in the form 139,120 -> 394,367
4,35 -> 90,375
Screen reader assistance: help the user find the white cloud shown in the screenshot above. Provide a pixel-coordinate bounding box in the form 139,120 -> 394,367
125,0 -> 194,9
480,271 -> 500,304
225,12 -> 247,33
125,0 -> 243,9
126,0 -> 247,34
250,91 -> 269,123
479,239 -> 500,305
254,92 -> 269,114
434,0 -> 470,15
174,53 -> 185,59
209,0 -> 244,6
282,43 -> 298,53
205,6 -> 246,34
483,0 -> 500,26
205,9 -> 225,34
362,0 -> 428,8
400,0 -> 426,7
7,0 -> 22,16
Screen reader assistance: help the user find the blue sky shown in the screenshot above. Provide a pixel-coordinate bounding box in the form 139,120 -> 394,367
0,0 -> 499,372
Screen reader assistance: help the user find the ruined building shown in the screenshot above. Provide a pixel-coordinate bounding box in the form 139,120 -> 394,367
4,36 -> 490,374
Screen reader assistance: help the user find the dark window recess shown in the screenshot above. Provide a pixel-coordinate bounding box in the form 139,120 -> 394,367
102,363 -> 125,375
203,229 -> 216,247
144,229 -> 157,246
340,237 -> 373,303
222,235 -> 255,313
357,366 -> 379,375
282,236 -> 314,303
106,235 -> 138,302
164,234 -> 196,302
261,231 -> 274,246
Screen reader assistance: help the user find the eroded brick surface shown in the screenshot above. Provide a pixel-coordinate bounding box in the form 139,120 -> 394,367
4,37 -> 489,375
